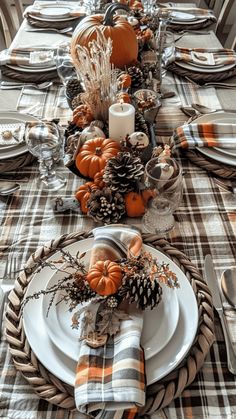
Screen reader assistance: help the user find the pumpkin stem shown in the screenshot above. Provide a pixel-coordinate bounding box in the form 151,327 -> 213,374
103,3 -> 130,27
95,147 -> 102,155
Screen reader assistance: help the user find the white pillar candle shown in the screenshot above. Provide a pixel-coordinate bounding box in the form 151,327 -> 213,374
109,103 -> 135,142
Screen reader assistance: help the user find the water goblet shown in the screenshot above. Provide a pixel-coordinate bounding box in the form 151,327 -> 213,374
25,122 -> 67,191
142,157 -> 183,235
56,42 -> 77,108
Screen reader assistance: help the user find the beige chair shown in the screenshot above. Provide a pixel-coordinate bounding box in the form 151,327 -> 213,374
0,1 -> 25,49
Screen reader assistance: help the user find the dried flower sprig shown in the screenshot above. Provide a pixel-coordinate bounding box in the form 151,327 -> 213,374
73,29 -> 119,121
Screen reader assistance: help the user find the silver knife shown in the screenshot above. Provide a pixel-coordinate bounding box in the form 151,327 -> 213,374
204,254 -> 236,374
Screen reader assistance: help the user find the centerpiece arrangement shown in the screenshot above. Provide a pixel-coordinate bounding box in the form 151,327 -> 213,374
62,2 -> 171,224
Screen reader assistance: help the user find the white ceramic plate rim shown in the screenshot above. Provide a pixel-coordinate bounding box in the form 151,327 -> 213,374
170,11 -> 199,21
194,113 -> 236,166
23,238 -> 198,386
6,64 -> 56,73
0,111 -> 39,159
170,17 -> 207,25
42,248 -> 180,361
176,60 -> 235,73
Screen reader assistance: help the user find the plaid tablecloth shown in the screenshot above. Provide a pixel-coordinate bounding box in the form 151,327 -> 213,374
1,14 -> 236,417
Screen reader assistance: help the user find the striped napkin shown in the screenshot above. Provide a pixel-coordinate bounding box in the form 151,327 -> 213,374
0,48 -> 55,68
75,225 -> 145,419
174,47 -> 236,67
172,122 -> 236,149
167,7 -> 216,19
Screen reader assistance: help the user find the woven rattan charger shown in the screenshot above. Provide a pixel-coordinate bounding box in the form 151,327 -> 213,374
5,230 -> 214,414
0,152 -> 35,173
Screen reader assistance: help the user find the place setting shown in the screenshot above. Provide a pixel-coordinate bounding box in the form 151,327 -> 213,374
23,1 -> 86,30
157,5 -> 216,30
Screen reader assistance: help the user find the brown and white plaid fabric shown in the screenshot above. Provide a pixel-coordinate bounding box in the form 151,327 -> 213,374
174,47 -> 236,67
0,48 -> 55,67
1,71 -> 236,418
162,6 -> 216,18
172,122 -> 236,149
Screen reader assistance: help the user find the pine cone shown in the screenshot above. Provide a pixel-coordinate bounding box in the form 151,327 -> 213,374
66,78 -> 84,100
127,66 -> 144,88
120,275 -> 163,310
87,187 -> 125,224
103,152 -> 144,193
135,112 -> 149,136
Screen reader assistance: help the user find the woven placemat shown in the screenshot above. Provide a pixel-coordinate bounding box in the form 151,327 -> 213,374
166,62 -> 236,85
26,15 -> 82,30
0,152 -> 35,173
184,149 -> 236,179
5,231 -> 214,414
0,66 -> 59,84
168,17 -> 215,32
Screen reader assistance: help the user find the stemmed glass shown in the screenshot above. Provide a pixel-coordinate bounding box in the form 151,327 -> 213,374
142,157 -> 183,235
56,42 -> 77,108
25,122 -> 67,191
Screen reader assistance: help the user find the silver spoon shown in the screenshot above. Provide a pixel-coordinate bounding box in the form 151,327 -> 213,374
221,268 -> 236,308
191,103 -> 236,114
0,182 -> 20,196
26,27 -> 73,34
0,81 -> 53,90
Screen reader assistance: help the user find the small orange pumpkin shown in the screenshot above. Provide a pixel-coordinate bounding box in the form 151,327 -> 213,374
118,73 -> 132,89
93,169 -> 105,188
72,104 -> 94,128
141,189 -> 156,205
116,92 -> 132,104
75,181 -> 98,214
86,260 -> 122,296
75,137 -> 120,179
124,191 -> 146,217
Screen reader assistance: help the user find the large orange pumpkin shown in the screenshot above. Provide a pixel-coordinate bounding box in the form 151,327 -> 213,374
75,137 -> 120,179
71,3 -> 138,70
86,260 -> 122,296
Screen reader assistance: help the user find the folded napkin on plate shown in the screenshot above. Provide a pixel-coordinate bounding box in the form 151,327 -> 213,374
23,4 -> 86,19
75,225 -> 145,418
0,48 -> 55,68
174,47 -> 236,67
167,6 -> 216,19
172,122 -> 236,149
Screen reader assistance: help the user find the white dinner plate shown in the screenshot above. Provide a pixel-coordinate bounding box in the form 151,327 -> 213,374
194,113 -> 236,166
170,17 -> 207,25
23,238 -> 198,386
169,11 -> 199,21
176,60 -> 235,73
6,64 -> 56,73
42,251 -> 179,362
0,111 -> 39,160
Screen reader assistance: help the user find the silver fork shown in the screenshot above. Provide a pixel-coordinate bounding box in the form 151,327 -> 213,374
0,256 -> 19,341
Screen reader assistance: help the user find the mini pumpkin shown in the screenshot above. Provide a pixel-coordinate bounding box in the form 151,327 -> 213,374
75,181 -> 98,214
86,260 -> 123,296
71,4 -> 138,69
124,191 -> 146,217
72,104 -> 94,128
93,169 -> 105,188
117,73 -> 132,89
75,137 -> 120,179
116,92 -> 132,104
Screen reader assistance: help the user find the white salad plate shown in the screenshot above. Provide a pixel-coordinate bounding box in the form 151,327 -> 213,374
6,64 -> 56,73
42,252 -> 180,362
176,60 -> 235,73
194,113 -> 236,166
0,111 -> 39,159
169,11 -> 199,21
23,238 -> 198,386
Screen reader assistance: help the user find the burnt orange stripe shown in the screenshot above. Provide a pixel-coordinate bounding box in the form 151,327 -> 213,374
198,123 -> 217,147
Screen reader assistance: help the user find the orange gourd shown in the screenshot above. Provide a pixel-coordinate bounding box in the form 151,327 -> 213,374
71,4 -> 138,70
75,137 -> 120,179
75,181 -> 98,214
124,191 -> 146,217
116,92 -> 132,104
72,104 -> 94,128
93,169 -> 105,188
118,73 -> 132,89
86,260 -> 122,296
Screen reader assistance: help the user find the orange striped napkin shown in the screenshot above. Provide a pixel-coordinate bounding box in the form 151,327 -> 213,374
172,122 -> 236,149
174,47 -> 236,67
75,225 -> 145,419
24,4 -> 86,19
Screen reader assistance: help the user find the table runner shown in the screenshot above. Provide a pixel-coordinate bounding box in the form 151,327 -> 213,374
1,13 -> 236,419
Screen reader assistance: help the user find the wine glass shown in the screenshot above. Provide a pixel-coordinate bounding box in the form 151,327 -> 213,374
56,42 -> 77,108
142,157 -> 183,235
25,122 -> 67,191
